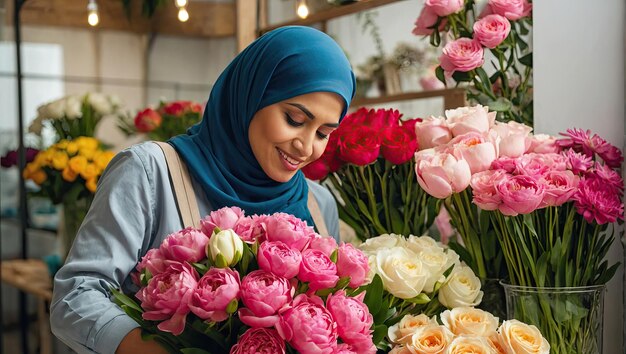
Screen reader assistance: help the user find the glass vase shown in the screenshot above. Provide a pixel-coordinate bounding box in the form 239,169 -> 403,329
477,278 -> 506,321
59,196 -> 92,260
501,282 -> 605,354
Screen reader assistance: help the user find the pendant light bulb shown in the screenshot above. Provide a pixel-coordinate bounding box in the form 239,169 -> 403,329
175,0 -> 188,8
296,0 -> 309,19
87,0 -> 99,26
178,8 -> 190,22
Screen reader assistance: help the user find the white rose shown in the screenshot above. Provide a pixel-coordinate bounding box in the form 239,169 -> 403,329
388,314 -> 438,344
44,98 -> 65,119
445,335 -> 497,354
375,247 -> 428,299
445,248 -> 461,268
87,93 -> 112,115
408,325 -> 454,354
416,246 -> 450,293
108,94 -> 122,109
445,104 -> 496,137
359,233 -> 406,254
439,265 -> 483,308
207,229 -> 243,267
440,307 -> 499,337
64,95 -> 83,119
406,234 -> 442,254
497,320 -> 550,354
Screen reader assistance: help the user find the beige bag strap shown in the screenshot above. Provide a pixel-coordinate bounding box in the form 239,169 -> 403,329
154,142 -> 201,229
307,190 -> 329,237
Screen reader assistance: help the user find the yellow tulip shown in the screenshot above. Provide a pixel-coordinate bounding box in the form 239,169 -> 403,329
31,170 -> 47,185
80,163 -> 99,180
86,177 -> 98,193
66,141 -> 79,155
52,151 -> 69,170
94,151 -> 115,170
69,155 -> 88,173
62,166 -> 78,182
77,137 -> 99,150
56,140 -> 69,150
79,148 -> 96,160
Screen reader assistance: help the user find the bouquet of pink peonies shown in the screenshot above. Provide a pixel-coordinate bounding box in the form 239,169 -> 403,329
112,206 -> 378,354
388,307 -> 549,354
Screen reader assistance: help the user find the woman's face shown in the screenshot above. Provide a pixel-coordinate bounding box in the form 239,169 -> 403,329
249,91 -> 344,183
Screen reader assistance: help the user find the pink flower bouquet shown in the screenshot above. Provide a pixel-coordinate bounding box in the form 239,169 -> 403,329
112,207 -> 381,353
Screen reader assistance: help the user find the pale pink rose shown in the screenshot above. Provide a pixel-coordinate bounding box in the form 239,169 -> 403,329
336,243 -> 370,288
491,156 -> 517,173
326,291 -> 375,353
265,212 -> 315,251
420,76 -> 446,91
415,150 -> 472,198
200,206 -> 245,236
540,170 -> 580,207
230,328 -> 286,354
136,262 -> 198,335
425,0 -> 464,16
497,175 -> 545,215
470,170 -> 507,210
486,0 -> 532,21
446,335 -> 496,353
189,267 -> 240,322
257,241 -> 302,279
239,270 -> 293,327
276,294 -> 338,354
490,121 -> 533,157
333,343 -> 358,354
449,132 -> 498,174
307,235 -> 338,258
445,105 -> 496,137
412,6 -> 446,36
415,116 -> 453,149
135,248 -> 170,277
234,214 -> 268,243
473,14 -> 511,49
298,249 -> 339,291
528,134 -> 560,154
159,227 -> 209,263
439,38 -> 484,77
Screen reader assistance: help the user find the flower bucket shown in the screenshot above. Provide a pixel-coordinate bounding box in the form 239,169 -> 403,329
501,282 -> 605,354
59,196 -> 92,260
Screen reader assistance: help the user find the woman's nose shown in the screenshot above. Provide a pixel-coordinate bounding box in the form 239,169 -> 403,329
292,134 -> 313,157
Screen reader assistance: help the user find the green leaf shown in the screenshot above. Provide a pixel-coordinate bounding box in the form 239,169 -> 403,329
192,262 -> 209,275
435,66 -> 446,86
452,71 -> 472,82
110,288 -> 143,313
405,293 -> 431,305
518,53 -> 533,67
226,299 -> 238,314
363,274 -> 384,316
485,97 -> 512,112
372,324 -> 388,347
475,67 -> 492,86
330,249 -> 338,263
215,253 -> 228,268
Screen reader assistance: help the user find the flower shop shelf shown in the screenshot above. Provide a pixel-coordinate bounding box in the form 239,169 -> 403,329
259,0 -> 405,34
351,88 -> 467,110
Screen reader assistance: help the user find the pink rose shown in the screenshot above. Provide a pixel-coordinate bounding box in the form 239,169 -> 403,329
326,291 -> 375,353
514,153 -> 551,177
299,249 -> 339,291
491,156 -> 518,173
276,294 -> 338,354
336,243 -> 370,288
257,241 -> 303,279
445,105 -> 496,137
470,170 -> 507,210
415,116 -> 453,149
265,212 -> 314,251
449,132 -> 498,174
425,0 -> 464,16
439,38 -> 484,77
200,206 -> 245,236
497,175 -> 545,215
473,14 -> 511,49
159,227 -> 209,263
415,150 -> 472,199
136,248 -> 170,277
412,6 -> 447,36
230,328 -> 286,354
307,235 -> 338,258
491,121 -> 533,157
189,267 -> 240,322
486,0 -> 532,21
540,170 -> 579,207
238,270 -> 293,327
136,262 -> 198,335
420,76 -> 446,91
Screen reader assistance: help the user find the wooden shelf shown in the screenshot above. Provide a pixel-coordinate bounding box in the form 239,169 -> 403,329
259,0 -> 405,34
352,88 -> 467,110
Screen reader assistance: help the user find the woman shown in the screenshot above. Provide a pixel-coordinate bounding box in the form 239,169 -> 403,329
50,26 -> 355,354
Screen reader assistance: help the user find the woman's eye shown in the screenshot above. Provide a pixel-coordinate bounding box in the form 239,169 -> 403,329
316,131 -> 329,140
285,113 -> 303,127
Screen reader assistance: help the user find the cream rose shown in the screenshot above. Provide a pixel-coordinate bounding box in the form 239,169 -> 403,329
359,233 -> 406,254
498,320 -> 550,354
408,325 -> 454,354
389,345 -> 412,354
388,314 -> 438,344
445,104 -> 496,137
64,95 -> 83,119
445,335 -> 497,354
440,307 -> 499,337
375,247 -> 428,299
438,265 -> 483,308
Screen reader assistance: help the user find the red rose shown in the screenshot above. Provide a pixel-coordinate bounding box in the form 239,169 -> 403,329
338,127 -> 381,166
134,108 -> 162,132
381,126 -> 418,165
162,101 -> 186,116
366,109 -> 402,130
302,159 -> 331,180
401,117 -> 423,140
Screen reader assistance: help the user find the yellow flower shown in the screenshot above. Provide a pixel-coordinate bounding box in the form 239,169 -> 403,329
56,140 -> 69,150
69,155 -> 88,173
76,137 -> 99,151
85,177 -> 98,193
80,163 -> 99,180
62,166 -> 78,182
94,151 -> 115,170
52,151 -> 69,170
79,147 -> 96,160
66,141 -> 79,155
31,170 -> 47,185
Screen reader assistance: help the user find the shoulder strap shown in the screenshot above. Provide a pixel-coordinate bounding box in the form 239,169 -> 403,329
307,190 -> 329,237
154,142 -> 201,229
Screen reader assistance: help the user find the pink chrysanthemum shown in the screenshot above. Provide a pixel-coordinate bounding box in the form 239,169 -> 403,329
595,141 -> 624,169
557,129 -> 623,169
563,149 -> 593,175
573,177 -> 624,225
589,163 -> 624,197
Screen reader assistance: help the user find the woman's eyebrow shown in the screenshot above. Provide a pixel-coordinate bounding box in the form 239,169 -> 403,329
286,102 -> 339,127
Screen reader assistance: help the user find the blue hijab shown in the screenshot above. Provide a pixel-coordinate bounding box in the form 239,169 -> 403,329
170,26 -> 355,227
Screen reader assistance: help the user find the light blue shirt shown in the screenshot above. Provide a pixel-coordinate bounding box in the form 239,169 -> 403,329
49,142 -> 339,354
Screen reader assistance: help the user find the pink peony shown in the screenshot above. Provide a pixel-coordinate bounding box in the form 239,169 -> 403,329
159,227 -> 209,263
425,0 -> 464,17
238,270 -> 293,328
540,170 -> 580,207
445,105 -> 496,137
276,294 -> 338,354
412,6 -> 447,36
473,14 -> 511,49
230,327 -> 286,354
439,38 -> 484,77
234,214 -> 267,244
470,170 -> 507,210
415,150 -> 472,199
414,116 -> 453,149
491,121 -> 533,158
135,248 -> 170,277
265,212 -> 315,251
136,262 -> 198,335
449,132 -> 498,174
336,243 -> 370,288
528,134 -> 560,154
189,267 -> 240,322
485,0 -> 532,21
200,206 -> 245,236
491,156 -> 518,173
257,241 -> 303,279
333,343 -> 359,354
496,175 -> 545,216
513,153 -> 551,177
298,249 -> 339,291
573,177 -> 624,224
326,291 -> 376,353
307,236 -> 338,258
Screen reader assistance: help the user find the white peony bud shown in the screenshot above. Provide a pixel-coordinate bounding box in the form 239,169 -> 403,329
207,229 -> 243,267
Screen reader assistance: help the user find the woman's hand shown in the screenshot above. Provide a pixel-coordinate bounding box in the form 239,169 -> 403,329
116,328 -> 169,354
